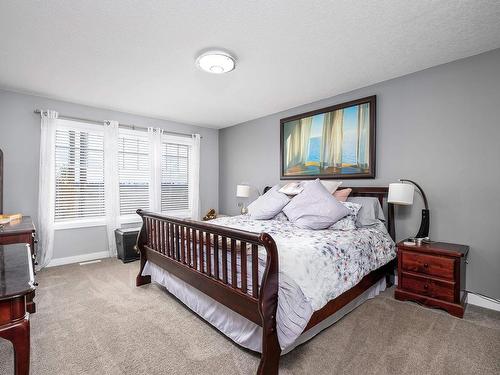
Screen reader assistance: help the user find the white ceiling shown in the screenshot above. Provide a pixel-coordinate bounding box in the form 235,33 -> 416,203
1,1 -> 499,128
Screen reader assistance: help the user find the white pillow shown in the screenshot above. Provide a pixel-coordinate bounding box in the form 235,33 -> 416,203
283,179 -> 350,229
319,180 -> 343,194
279,182 -> 304,196
247,185 -> 290,220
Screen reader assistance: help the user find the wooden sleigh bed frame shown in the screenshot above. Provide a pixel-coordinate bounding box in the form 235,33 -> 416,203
135,186 -> 396,374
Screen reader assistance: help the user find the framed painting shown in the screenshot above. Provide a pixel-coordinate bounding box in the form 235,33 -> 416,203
280,95 -> 376,180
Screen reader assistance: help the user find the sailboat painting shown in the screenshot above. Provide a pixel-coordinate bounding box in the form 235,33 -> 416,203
280,96 -> 376,179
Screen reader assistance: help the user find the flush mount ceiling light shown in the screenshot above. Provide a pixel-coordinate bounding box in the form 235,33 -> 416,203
195,50 -> 236,74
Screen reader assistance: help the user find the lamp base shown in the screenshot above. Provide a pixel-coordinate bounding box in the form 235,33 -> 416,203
408,237 -> 430,246
415,209 -> 430,239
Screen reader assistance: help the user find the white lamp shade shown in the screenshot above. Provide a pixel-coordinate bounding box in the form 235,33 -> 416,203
236,184 -> 251,198
388,183 -> 414,205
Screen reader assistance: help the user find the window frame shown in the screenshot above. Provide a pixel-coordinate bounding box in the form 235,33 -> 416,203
160,134 -> 193,218
53,119 -> 106,230
117,127 -> 150,224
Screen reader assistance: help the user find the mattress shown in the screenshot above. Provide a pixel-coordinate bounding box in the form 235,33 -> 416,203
142,215 -> 396,351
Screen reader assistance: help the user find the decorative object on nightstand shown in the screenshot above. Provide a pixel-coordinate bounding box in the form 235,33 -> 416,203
395,240 -> 469,318
388,179 -> 430,241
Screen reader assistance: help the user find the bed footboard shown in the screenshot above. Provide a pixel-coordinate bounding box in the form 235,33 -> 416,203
135,210 -> 281,375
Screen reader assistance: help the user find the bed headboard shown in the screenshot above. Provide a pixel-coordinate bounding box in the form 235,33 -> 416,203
263,185 -> 395,240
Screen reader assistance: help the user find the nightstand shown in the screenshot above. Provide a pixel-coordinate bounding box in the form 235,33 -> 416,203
395,241 -> 469,318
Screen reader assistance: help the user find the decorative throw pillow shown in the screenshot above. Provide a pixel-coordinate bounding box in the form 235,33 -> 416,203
278,182 -> 304,196
283,179 -> 350,229
319,180 -> 343,194
333,188 -> 352,202
247,185 -> 290,220
329,202 -> 362,230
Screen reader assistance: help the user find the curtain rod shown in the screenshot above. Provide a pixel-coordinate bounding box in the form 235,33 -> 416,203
33,109 -> 201,139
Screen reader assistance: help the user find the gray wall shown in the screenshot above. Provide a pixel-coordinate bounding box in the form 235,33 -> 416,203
219,48 -> 500,299
0,89 -> 219,260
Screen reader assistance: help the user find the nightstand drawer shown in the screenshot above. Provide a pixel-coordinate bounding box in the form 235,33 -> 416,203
401,251 -> 455,280
400,272 -> 455,302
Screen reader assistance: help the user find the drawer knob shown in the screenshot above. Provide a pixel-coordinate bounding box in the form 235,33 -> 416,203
424,284 -> 429,289
424,263 -> 429,268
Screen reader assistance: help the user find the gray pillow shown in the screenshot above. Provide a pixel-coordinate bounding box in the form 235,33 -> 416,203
347,197 -> 385,227
283,179 -> 350,229
247,185 -> 290,220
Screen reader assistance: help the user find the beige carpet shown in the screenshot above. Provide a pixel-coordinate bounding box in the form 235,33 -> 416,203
1,259 -> 499,375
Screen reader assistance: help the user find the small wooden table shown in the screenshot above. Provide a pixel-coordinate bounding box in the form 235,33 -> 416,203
395,240 -> 469,318
0,243 -> 35,375
0,217 -> 36,313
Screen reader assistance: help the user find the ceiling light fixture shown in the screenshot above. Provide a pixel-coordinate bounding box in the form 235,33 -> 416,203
195,50 -> 236,74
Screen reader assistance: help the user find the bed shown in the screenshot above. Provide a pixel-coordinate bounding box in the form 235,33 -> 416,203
135,186 -> 396,374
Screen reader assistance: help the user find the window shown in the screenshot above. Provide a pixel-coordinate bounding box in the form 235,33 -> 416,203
52,120 -> 196,228
161,137 -> 191,214
118,129 -> 150,219
54,121 -> 105,224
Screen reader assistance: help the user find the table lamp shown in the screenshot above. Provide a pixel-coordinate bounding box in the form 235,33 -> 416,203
236,184 -> 251,214
388,179 -> 430,240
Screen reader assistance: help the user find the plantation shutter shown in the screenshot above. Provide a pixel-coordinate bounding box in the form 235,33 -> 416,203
54,126 -> 105,222
161,141 -> 191,212
118,130 -> 150,215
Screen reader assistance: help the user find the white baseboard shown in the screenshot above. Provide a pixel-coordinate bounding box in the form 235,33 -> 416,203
47,251 -> 110,267
467,293 -> 500,312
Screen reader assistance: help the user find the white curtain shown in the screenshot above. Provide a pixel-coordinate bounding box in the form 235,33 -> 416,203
104,120 -> 120,257
356,103 -> 370,169
190,134 -> 201,220
38,110 -> 58,268
299,118 -> 312,162
321,109 -> 344,168
286,118 -> 312,168
148,127 -> 163,212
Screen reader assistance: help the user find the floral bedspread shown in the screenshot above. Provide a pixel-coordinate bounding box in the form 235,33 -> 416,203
210,215 -> 396,311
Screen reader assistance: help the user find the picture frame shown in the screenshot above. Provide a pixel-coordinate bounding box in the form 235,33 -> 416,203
280,95 -> 376,180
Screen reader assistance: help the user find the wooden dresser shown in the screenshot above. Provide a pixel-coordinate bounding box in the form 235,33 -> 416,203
0,217 -> 37,313
0,243 -> 36,375
395,241 -> 469,318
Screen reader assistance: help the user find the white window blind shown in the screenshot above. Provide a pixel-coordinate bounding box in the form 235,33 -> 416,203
55,124 -> 105,222
118,130 -> 150,215
161,140 -> 191,212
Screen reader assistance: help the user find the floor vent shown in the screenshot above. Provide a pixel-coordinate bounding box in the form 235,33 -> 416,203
79,259 -> 102,266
